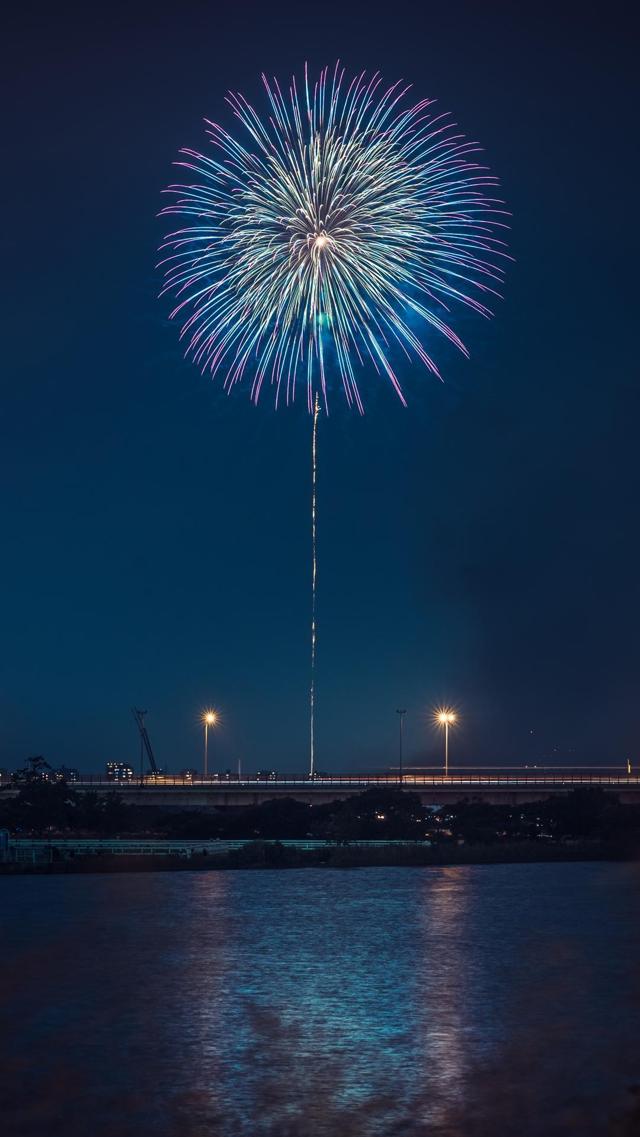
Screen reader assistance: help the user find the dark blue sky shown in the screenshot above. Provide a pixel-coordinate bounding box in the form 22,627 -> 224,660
2,0 -> 637,774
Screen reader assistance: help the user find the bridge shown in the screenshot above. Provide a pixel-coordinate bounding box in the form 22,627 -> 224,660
22,771 -> 640,807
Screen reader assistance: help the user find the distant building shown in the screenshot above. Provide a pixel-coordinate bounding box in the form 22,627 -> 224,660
53,767 -> 80,783
106,761 -> 134,781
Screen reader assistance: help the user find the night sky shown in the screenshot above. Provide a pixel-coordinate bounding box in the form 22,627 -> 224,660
2,0 -> 637,775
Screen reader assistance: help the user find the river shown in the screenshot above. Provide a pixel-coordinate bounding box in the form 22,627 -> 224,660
2,862 -> 638,1135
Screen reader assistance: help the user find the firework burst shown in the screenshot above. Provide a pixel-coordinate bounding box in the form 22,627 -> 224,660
159,64 -> 508,411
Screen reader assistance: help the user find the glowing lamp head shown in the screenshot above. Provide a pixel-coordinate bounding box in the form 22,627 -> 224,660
435,709 -> 457,727
203,710 -> 218,726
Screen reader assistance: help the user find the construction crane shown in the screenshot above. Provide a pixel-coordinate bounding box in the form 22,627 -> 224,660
131,708 -> 159,776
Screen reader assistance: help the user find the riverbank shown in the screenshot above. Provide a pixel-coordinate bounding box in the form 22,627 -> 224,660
1,838 -> 634,874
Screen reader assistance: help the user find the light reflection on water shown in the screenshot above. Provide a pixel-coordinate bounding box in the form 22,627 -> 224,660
1,862 -> 639,1135
416,870 -> 470,1118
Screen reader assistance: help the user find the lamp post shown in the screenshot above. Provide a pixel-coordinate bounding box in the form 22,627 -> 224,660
396,709 -> 407,783
202,710 -> 218,780
435,709 -> 457,776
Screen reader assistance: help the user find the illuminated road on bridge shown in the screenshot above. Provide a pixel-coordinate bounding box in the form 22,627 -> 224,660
42,770 -> 640,806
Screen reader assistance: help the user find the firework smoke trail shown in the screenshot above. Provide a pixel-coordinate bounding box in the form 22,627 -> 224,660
159,64 -> 508,411
309,393 -> 320,776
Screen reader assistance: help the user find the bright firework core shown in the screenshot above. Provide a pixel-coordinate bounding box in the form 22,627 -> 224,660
159,65 -> 508,411
308,230 -> 332,259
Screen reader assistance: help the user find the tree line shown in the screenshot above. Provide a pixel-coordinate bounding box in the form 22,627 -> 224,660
2,776 -> 640,847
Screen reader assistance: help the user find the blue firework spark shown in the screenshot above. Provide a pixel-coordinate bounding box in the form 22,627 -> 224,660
159,64 -> 508,411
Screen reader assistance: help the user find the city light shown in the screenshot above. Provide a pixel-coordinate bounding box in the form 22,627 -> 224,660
201,709 -> 219,779
434,708 -> 458,776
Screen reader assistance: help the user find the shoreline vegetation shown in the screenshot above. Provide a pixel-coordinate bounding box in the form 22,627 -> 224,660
1,838 -> 635,875
0,841 -> 632,873
2,780 -> 640,874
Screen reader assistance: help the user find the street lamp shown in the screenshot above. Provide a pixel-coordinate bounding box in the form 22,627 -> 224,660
396,709 -> 407,783
202,710 -> 218,780
434,709 -> 457,776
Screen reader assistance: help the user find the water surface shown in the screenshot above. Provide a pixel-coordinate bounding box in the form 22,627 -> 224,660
2,862 -> 638,1135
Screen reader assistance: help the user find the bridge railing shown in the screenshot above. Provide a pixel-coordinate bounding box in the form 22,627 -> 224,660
7,772 -> 635,789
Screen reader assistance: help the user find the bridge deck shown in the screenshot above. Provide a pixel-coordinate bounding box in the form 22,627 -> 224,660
3,773 -> 639,807
64,772 -> 640,788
